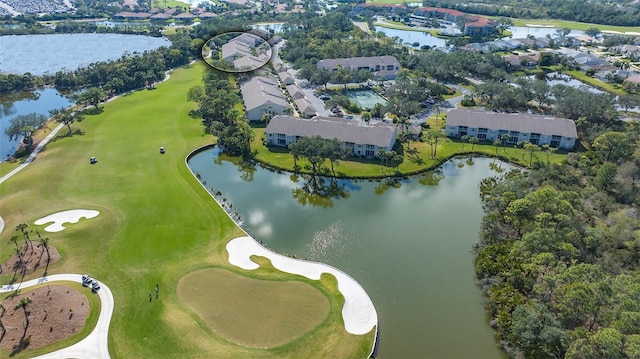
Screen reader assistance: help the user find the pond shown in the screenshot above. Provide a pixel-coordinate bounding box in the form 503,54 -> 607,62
0,88 -> 73,160
344,90 -> 387,110
374,26 -> 447,48
188,148 -> 510,359
508,26 -> 584,39
0,33 -> 171,75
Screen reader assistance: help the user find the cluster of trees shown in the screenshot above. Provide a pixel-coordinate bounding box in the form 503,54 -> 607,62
288,135 -> 352,174
188,69 -> 252,157
4,113 -> 48,153
383,70 -> 451,118
281,12 -> 411,80
430,0 -> 640,26
472,79 -> 622,143
475,121 -> 640,358
408,50 -> 512,84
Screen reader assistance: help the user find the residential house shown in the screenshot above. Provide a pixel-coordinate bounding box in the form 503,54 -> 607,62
220,33 -> 271,71
294,98 -> 317,117
265,115 -> 397,158
279,71 -> 296,85
317,56 -> 401,80
286,84 -> 305,99
463,16 -> 494,37
240,76 -> 290,121
445,109 -> 577,149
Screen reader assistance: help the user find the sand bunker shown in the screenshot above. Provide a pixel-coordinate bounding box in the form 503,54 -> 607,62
34,209 -> 100,232
226,236 -> 377,335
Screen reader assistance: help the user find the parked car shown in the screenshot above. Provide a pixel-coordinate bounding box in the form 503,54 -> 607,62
319,94 -> 331,101
91,280 -> 101,292
82,274 -> 92,286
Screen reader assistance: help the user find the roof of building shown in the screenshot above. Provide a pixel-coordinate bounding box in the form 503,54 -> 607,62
317,56 -> 400,70
465,15 -> 494,28
447,109 -> 577,138
266,115 -> 396,147
286,84 -> 305,98
240,76 -> 288,111
294,98 -> 316,115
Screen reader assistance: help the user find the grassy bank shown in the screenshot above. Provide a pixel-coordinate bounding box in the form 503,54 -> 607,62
0,62 -> 373,358
252,127 -> 567,178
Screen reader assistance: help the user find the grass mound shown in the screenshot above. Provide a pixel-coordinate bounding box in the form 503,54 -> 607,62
177,267 -> 330,348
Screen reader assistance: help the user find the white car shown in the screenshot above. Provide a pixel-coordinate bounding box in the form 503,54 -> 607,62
91,280 -> 101,292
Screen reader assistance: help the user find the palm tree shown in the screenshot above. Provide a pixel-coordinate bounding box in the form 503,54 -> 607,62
469,137 -> 479,151
493,138 -> 501,154
41,238 -> 51,274
524,143 -> 540,167
460,135 -> 469,150
0,304 -> 6,340
15,297 -> 32,339
500,134 -> 510,153
433,102 -> 441,126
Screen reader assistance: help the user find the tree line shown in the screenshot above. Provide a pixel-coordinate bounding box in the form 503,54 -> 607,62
425,0 -> 640,27
475,120 -> 640,358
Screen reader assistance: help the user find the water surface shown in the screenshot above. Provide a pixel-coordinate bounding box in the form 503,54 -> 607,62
189,148 -> 509,359
0,88 -> 73,159
0,33 -> 170,75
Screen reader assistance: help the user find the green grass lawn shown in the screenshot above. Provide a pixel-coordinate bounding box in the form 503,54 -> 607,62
563,69 -> 627,95
0,62 -> 373,358
252,127 -> 567,178
177,267 -> 330,348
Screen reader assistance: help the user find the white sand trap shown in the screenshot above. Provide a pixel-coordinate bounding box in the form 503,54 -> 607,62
602,30 -> 640,36
34,209 -> 100,232
226,236 -> 377,335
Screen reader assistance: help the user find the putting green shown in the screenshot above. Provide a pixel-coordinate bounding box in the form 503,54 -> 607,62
177,267 -> 330,348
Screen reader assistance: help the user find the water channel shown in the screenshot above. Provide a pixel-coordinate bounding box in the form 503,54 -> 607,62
188,147 -> 510,359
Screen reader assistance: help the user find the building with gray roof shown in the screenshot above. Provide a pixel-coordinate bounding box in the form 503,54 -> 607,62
266,115 -> 397,158
240,76 -> 290,121
445,109 -> 577,149
317,56 -> 401,80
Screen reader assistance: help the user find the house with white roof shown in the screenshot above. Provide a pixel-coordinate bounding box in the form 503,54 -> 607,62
240,76 -> 290,121
445,109 -> 577,149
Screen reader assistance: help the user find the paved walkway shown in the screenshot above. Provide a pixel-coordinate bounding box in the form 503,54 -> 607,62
0,123 -> 66,186
0,274 -> 113,359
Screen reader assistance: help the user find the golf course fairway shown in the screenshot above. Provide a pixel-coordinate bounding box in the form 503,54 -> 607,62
0,61 -> 375,359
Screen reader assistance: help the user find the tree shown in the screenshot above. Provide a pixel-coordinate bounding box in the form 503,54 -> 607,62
495,18 -> 513,35
4,113 -> 48,153
362,111 -> 372,124
493,138 -> 501,154
210,120 -> 254,158
618,95 -> 640,113
41,237 -> 51,273
512,302 -> 567,359
426,129 -> 445,159
595,162 -> 617,192
0,304 -> 5,340
524,142 -> 540,166
469,136 -> 479,151
584,27 -> 601,38
461,135 -> 469,151
500,134 -> 510,153
323,138 -> 349,175
76,87 -> 105,109
541,144 -> 557,165
592,132 -> 633,163
14,297 -> 32,339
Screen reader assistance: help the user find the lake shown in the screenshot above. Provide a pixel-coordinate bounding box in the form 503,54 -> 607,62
188,148 -> 509,359
0,33 -> 170,75
374,26 -> 447,48
0,88 -> 73,159
508,26 -> 584,39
